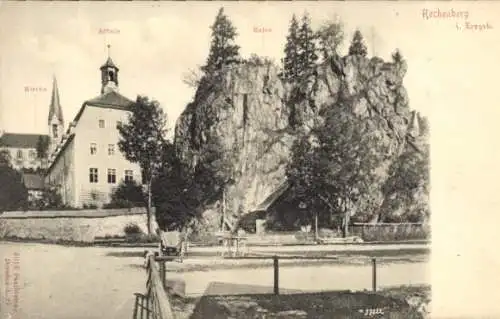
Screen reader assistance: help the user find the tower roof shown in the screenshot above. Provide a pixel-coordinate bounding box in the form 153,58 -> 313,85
48,76 -> 64,125
100,56 -> 119,71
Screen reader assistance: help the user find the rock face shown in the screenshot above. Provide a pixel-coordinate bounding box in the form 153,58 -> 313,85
174,55 -> 428,231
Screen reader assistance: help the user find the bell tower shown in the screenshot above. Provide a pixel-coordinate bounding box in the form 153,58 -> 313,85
48,75 -> 65,155
100,44 -> 119,94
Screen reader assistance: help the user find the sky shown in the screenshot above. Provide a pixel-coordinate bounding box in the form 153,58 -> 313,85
2,2 -> 500,317
1,1 -> 482,137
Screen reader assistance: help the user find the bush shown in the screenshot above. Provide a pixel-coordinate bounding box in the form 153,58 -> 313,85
351,223 -> 430,242
110,181 -> 146,208
124,223 -> 142,236
82,203 -> 98,209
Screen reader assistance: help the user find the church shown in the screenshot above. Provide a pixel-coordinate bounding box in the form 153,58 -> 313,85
45,52 -> 142,208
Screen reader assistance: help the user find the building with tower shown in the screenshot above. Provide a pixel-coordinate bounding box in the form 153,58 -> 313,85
0,78 -> 62,171
45,51 -> 142,208
47,76 -> 65,156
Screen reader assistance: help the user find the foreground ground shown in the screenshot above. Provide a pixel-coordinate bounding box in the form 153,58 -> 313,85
0,242 -> 430,319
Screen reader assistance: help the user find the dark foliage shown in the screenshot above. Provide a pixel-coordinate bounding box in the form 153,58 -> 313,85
0,165 -> 28,212
348,29 -> 368,57
201,7 -> 240,76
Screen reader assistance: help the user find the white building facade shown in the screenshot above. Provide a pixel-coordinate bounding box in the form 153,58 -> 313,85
45,54 -> 142,208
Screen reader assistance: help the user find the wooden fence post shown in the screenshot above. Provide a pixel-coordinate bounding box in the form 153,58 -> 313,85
132,294 -> 139,319
273,255 -> 279,295
372,258 -> 377,292
159,261 -> 166,290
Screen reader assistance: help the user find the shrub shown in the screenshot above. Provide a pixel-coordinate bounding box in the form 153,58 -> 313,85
124,223 -> 142,236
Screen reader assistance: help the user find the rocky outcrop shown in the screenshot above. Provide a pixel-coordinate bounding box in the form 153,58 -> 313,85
174,54 -> 428,231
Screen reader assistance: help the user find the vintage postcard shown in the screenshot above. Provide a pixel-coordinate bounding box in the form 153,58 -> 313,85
0,1 -> 498,319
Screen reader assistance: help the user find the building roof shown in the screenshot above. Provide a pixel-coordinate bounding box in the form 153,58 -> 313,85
71,91 -> 135,125
48,76 -> 64,125
86,90 -> 134,109
22,173 -> 45,190
0,133 -> 49,149
250,182 -> 290,212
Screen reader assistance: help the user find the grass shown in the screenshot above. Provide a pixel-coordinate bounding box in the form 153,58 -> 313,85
187,286 -> 430,319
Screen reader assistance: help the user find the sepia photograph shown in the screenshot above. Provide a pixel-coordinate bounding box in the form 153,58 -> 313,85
0,2 -> 497,319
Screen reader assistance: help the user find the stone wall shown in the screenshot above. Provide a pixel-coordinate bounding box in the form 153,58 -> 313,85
0,208 -> 158,242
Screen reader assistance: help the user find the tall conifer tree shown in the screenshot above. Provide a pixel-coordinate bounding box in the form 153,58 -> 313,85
201,8 -> 240,75
297,12 -> 318,77
283,14 -> 300,81
348,29 -> 368,57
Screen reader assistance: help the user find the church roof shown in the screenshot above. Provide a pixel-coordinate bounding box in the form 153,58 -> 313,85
0,133 -> 49,149
48,76 -> 64,125
100,57 -> 119,71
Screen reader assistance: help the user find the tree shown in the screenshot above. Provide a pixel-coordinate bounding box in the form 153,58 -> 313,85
35,184 -> 64,210
0,166 -> 28,212
0,150 -> 11,167
391,49 -> 404,65
117,96 -> 169,234
316,18 -> 344,60
282,14 -> 300,81
201,7 -> 240,75
36,135 -> 50,170
182,67 -> 204,88
108,180 -> 146,208
286,105 -> 389,237
348,29 -> 368,57
297,12 -> 318,75
381,139 -> 430,222
153,136 -> 234,232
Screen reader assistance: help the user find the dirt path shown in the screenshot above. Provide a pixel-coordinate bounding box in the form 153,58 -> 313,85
0,242 -> 430,319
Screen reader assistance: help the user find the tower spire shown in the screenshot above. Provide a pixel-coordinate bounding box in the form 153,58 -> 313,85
48,75 -> 64,125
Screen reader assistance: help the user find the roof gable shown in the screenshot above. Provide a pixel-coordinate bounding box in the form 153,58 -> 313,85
72,91 -> 135,124
86,91 -> 134,109
0,133 -> 49,149
250,182 -> 290,212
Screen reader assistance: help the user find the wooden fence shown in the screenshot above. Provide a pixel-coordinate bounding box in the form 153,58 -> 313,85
228,255 -> 380,294
133,254 -> 175,319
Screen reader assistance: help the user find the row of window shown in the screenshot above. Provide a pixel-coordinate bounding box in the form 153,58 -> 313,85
98,120 -> 122,129
15,149 -> 37,160
90,143 -> 116,155
89,168 -> 134,184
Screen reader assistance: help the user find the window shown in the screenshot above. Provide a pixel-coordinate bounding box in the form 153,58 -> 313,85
16,150 -> 23,160
90,143 -> 97,155
124,170 -> 134,183
89,168 -> 98,183
99,120 -> 105,128
52,124 -> 58,138
108,144 -> 115,155
107,169 -> 116,184
116,121 -> 122,129
29,150 -> 36,159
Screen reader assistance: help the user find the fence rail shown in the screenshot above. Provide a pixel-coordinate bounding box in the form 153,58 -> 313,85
133,254 -> 175,319
221,255 -> 380,295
